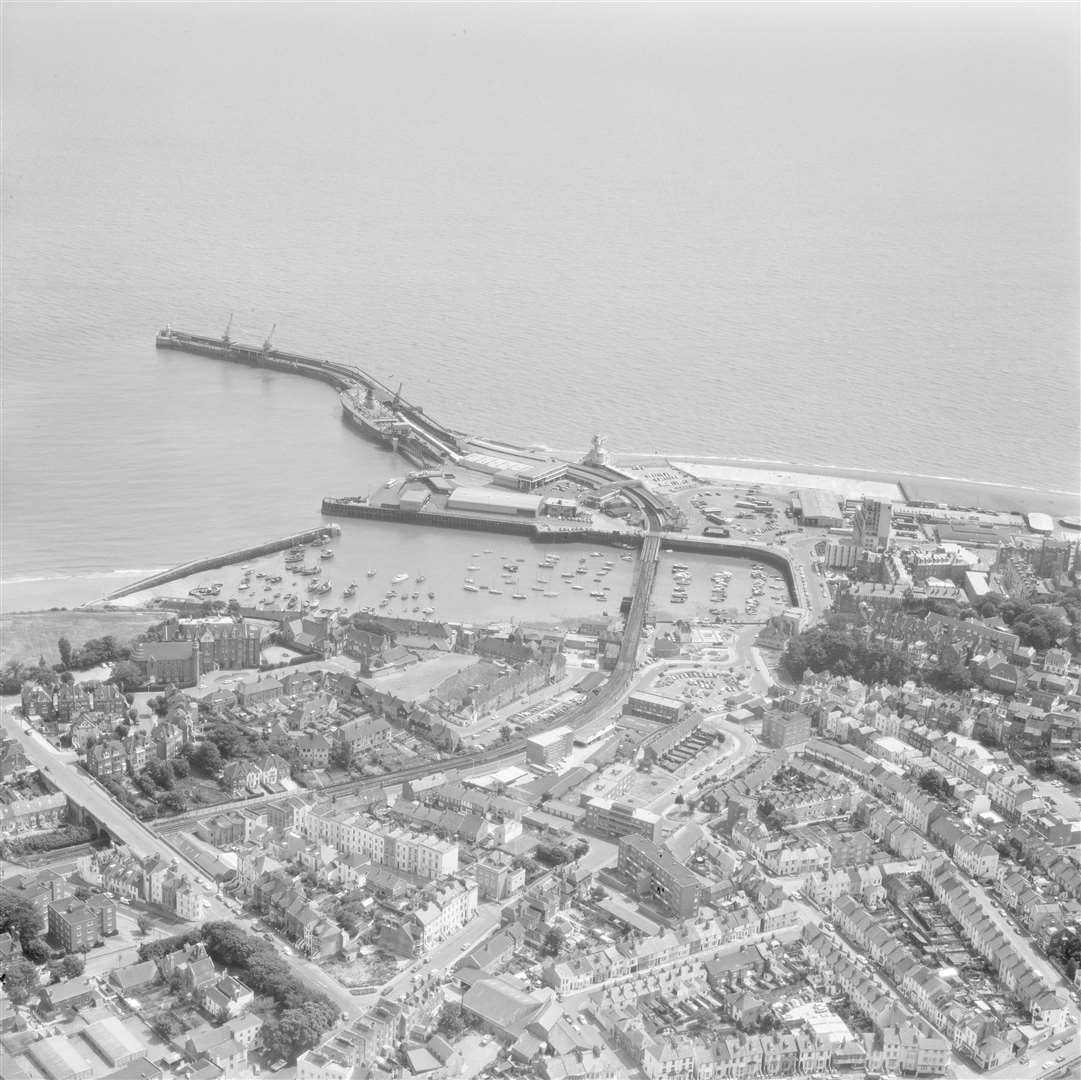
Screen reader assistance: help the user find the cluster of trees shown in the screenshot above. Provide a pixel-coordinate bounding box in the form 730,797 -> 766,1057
330,892 -> 369,935
46,954 -> 85,981
780,624 -> 975,691
976,592 -> 1079,653
781,626 -> 916,684
532,840 -> 589,868
199,922 -> 339,1062
1047,928 -> 1081,981
195,718 -> 295,774
0,888 -> 45,951
56,634 -> 128,672
910,590 -> 1080,655
542,926 -> 568,957
436,1003 -> 468,1039
137,927 -> 203,962
3,959 -> 41,1003
0,823 -> 96,859
137,757 -> 190,795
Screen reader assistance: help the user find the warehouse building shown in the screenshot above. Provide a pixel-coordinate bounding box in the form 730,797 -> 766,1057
28,1036 -> 93,1080
445,487 -> 543,517
81,1016 -> 145,1069
792,489 -> 845,529
397,486 -> 431,512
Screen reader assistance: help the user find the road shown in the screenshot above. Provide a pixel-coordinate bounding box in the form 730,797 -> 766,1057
644,718 -> 757,817
1,704 -> 366,1020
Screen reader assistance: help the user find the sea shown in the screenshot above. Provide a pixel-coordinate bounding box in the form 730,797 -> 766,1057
3,2 -> 1078,615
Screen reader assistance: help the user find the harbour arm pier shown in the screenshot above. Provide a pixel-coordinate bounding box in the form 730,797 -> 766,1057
156,326 -> 463,468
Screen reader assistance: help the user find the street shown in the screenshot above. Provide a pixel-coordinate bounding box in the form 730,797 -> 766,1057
1,702 -> 366,1019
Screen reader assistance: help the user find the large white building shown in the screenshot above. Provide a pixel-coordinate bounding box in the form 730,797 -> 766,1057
524,725 -> 573,766
300,805 -> 457,880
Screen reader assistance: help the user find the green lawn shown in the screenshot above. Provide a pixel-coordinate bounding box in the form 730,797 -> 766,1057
0,609 -> 163,668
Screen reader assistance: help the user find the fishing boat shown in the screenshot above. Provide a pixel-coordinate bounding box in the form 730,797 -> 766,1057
428,591 -> 435,599
416,574 -> 426,583
463,584 -> 480,593
320,549 -> 334,560
366,568 -> 377,577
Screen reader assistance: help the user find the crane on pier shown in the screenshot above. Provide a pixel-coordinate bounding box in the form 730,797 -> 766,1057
222,312 -> 234,346
392,382 -> 403,410
263,324 -> 276,353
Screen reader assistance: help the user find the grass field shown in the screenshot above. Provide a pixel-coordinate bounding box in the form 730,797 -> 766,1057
0,609 -> 163,668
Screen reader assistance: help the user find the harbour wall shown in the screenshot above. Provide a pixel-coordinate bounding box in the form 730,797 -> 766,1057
321,497 -> 639,547
89,525 -> 339,604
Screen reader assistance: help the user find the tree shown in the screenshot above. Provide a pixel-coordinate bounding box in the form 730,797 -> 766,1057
4,959 -> 40,1004
674,793 -> 685,805
543,927 -> 567,957
0,888 -> 45,947
158,791 -> 189,814
192,740 -> 222,775
918,771 -> 945,797
201,922 -> 258,968
261,1000 -> 339,1063
58,637 -> 74,670
23,937 -> 50,964
109,660 -> 145,693
153,1013 -> 184,1040
437,1003 -> 467,1039
170,757 -> 190,780
499,724 -> 512,743
48,953 -> 84,979
114,724 -> 130,740
137,915 -> 153,936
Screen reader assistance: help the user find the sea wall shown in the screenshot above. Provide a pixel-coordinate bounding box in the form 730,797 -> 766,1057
90,525 -> 339,604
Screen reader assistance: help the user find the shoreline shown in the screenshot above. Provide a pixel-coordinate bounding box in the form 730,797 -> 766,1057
3,454 -> 1077,618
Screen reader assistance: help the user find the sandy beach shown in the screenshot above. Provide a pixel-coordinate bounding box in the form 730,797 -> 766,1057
668,461 -> 903,502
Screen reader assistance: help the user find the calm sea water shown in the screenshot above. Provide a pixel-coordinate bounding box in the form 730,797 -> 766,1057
3,2 -> 1078,613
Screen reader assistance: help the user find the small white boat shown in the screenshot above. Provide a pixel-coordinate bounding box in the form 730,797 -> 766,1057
464,584 -> 480,593
392,573 -> 409,584
467,565 -> 481,572
512,592 -> 527,600
543,591 -> 559,598
571,584 -> 584,591
366,568 -> 377,577
488,588 -> 503,595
